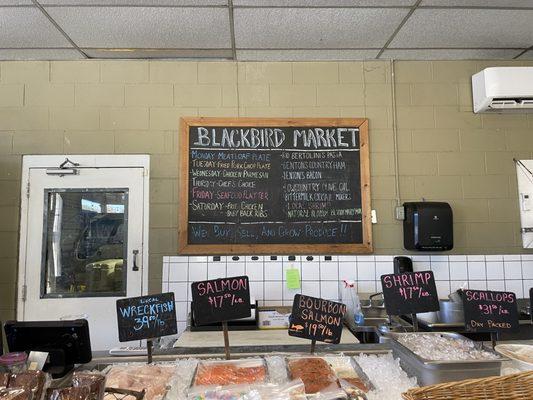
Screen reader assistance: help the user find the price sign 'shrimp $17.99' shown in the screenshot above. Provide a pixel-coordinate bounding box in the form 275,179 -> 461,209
380,270 -> 440,316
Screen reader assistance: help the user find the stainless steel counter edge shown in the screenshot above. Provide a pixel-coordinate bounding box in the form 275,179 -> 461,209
87,343 -> 392,367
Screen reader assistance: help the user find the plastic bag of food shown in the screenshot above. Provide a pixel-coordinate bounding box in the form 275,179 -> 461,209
104,364 -> 177,400
286,358 -> 340,395
324,357 -> 372,394
187,384 -> 260,400
0,388 -> 32,400
193,360 -> 267,387
47,386 -> 91,400
8,370 -> 50,400
253,380 -> 306,400
72,372 -> 106,400
0,373 -> 9,389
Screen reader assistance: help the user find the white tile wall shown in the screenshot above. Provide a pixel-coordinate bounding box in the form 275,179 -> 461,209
162,254 -> 533,334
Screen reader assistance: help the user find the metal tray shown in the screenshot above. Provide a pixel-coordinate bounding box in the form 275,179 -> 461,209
387,332 -> 506,386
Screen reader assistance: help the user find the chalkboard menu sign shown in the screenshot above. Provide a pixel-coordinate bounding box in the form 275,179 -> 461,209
461,289 -> 519,333
178,117 -> 371,255
288,294 -> 346,344
191,276 -> 251,325
380,271 -> 440,316
116,293 -> 177,342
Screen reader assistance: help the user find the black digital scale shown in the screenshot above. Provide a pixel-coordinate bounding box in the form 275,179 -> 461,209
3,319 -> 92,378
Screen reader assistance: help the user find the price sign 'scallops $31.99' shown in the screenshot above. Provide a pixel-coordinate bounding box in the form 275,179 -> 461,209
191,276 -> 251,326
461,289 -> 519,333
380,271 -> 440,316
289,294 -> 347,344
116,292 -> 178,342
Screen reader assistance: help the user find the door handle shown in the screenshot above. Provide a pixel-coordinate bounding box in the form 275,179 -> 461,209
132,250 -> 139,271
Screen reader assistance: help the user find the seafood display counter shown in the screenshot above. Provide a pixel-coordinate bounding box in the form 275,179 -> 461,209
4,331 -> 533,400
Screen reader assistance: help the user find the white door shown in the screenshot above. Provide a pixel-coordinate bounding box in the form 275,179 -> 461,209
17,156 -> 149,351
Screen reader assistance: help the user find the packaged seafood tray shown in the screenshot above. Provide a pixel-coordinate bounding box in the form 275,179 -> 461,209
387,332 -> 506,386
286,356 -> 372,398
323,357 -> 373,395
103,363 -> 177,400
192,359 -> 268,387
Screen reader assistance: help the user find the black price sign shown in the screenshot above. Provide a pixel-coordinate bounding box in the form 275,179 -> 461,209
462,289 -> 519,333
116,292 -> 177,342
530,287 -> 533,323
191,276 -> 251,325
380,271 -> 440,316
288,294 -> 347,344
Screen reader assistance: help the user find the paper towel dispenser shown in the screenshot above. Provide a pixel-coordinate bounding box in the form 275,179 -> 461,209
403,202 -> 453,251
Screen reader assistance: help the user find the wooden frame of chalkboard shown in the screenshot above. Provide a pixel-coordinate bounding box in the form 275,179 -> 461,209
178,117 -> 372,255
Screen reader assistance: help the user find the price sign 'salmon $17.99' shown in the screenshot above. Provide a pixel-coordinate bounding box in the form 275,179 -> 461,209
191,276 -> 251,326
380,271 -> 440,316
116,292 -> 177,342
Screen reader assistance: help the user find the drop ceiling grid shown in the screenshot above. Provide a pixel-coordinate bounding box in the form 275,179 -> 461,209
0,1 -> 532,60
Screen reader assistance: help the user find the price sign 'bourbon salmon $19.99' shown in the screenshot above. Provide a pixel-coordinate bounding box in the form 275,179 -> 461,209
289,294 -> 347,344
191,276 -> 251,326
380,271 -> 440,316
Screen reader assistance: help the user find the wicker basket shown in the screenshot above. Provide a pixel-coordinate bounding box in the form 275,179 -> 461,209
402,371 -> 533,400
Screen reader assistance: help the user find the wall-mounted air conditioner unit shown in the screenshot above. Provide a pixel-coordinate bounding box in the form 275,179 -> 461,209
472,67 -> 533,113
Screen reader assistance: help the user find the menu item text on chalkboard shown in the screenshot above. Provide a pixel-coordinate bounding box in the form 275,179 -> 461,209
191,276 -> 251,325
289,294 -> 346,344
116,293 -> 177,342
380,271 -> 440,316
178,117 -> 371,255
461,289 -> 519,333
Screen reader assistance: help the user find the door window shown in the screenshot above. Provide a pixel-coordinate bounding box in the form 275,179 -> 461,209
41,189 -> 129,298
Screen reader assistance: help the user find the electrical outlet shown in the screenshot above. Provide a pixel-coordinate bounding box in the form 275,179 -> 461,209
371,209 -> 377,224
395,206 -> 405,220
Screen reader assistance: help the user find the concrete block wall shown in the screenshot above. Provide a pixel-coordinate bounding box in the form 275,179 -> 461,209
1,59 -> 533,321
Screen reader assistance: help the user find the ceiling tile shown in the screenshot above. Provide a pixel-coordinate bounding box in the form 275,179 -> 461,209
390,9 -> 533,48
233,0 -> 415,6
45,6 -> 231,48
517,50 -> 533,59
40,1 -> 226,5
0,1 -> 32,4
380,49 -> 522,60
420,0 -> 533,7
0,48 -> 83,60
237,49 -> 380,61
0,7 -> 71,48
234,8 -> 409,49
83,48 -> 232,59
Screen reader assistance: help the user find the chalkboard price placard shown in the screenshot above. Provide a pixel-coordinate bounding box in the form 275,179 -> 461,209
191,276 -> 251,326
116,293 -> 177,342
461,289 -> 519,333
380,271 -> 440,316
288,294 -> 347,344
178,117 -> 372,255
530,287 -> 533,323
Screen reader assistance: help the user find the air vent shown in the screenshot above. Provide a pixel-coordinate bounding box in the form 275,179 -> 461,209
490,98 -> 533,109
